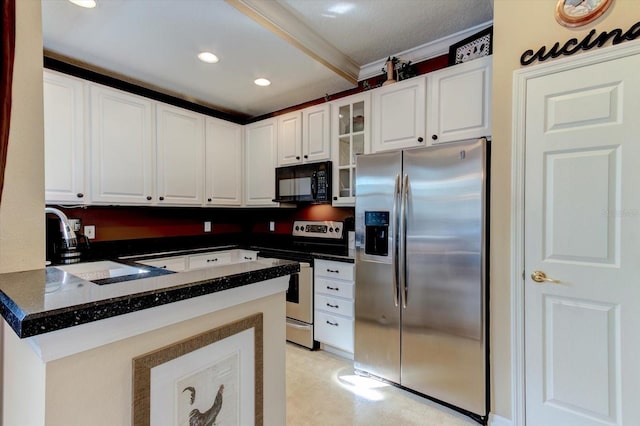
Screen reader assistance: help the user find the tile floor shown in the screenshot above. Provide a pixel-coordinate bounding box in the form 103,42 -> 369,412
286,343 -> 479,426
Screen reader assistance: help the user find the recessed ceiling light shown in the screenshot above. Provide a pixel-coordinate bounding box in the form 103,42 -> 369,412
197,52 -> 219,64
254,78 -> 271,87
328,3 -> 354,14
68,0 -> 97,8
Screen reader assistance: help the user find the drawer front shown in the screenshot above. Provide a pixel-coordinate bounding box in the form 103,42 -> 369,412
188,251 -> 232,269
315,277 -> 354,299
314,259 -> 354,281
315,311 -> 354,353
139,257 -> 186,272
315,295 -> 354,318
236,250 -> 258,262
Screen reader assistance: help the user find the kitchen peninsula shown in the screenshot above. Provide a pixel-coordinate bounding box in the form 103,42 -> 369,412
0,257 -> 297,425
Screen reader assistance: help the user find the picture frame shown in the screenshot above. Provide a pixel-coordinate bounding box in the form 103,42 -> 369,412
448,26 -> 493,66
555,0 -> 614,28
132,313 -> 263,426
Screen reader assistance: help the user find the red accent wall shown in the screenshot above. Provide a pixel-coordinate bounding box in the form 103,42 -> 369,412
51,205 -> 354,242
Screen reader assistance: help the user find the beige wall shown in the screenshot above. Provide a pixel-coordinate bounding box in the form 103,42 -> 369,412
0,0 -> 44,420
490,0 -> 639,420
0,0 -> 45,274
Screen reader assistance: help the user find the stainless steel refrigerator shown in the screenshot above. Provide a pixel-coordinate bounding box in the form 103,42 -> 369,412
354,138 -> 489,423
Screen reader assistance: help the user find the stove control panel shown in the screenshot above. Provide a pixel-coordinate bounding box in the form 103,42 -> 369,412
292,220 -> 344,239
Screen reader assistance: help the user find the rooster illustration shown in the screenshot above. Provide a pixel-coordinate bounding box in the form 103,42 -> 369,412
182,384 -> 224,426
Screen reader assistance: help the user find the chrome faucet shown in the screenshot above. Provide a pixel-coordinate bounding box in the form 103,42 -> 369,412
45,207 -> 77,249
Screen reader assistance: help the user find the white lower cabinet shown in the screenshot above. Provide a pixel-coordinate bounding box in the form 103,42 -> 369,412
188,251 -> 233,270
137,249 -> 257,272
137,256 -> 187,272
314,259 -> 355,354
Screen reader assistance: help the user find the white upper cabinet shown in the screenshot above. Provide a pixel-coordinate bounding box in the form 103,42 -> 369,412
277,111 -> 302,166
302,103 -> 331,163
371,76 -> 426,152
155,103 -> 205,205
426,56 -> 492,144
277,104 -> 331,166
330,92 -> 370,207
43,70 -> 87,204
245,118 -> 278,206
205,117 -> 243,206
89,84 -> 155,205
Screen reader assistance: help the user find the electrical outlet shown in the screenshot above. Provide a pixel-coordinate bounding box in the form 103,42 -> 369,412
68,218 -> 82,232
269,221 -> 275,232
204,221 -> 212,232
84,225 -> 96,240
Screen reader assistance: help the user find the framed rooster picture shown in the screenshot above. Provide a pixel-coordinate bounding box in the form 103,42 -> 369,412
132,314 -> 263,426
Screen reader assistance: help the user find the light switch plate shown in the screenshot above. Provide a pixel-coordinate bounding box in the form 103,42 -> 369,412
269,221 -> 275,232
204,221 -> 212,232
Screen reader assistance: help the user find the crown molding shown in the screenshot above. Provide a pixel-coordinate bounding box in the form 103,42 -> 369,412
358,20 -> 493,81
226,0 -> 360,84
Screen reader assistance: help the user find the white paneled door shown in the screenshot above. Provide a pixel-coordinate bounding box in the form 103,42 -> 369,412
524,52 -> 640,425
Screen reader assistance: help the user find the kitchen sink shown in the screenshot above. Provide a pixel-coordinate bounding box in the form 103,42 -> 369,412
57,260 -> 152,283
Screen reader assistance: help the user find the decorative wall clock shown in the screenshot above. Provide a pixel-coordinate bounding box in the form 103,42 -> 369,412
555,0 -> 614,28
448,26 -> 493,66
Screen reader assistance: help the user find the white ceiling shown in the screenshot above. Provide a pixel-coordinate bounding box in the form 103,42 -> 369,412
42,0 -> 493,119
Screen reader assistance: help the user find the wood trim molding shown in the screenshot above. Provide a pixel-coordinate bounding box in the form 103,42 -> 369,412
358,21 -> 493,81
226,0 -> 359,85
44,50 -> 249,124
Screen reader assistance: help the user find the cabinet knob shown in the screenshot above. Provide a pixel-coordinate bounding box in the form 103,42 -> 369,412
208,198 -> 212,202
159,196 -> 165,201
296,156 -> 300,160
417,137 -> 424,143
76,193 -> 84,198
432,135 -> 438,141
146,196 -> 152,201
333,196 -> 338,201
303,155 -> 308,159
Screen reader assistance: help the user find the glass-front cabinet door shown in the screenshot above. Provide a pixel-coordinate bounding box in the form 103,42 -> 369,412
331,92 -> 370,206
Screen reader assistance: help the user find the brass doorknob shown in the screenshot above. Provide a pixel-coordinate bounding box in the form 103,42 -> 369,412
531,270 -> 560,284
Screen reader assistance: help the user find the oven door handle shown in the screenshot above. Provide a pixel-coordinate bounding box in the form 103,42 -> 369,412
286,319 -> 311,329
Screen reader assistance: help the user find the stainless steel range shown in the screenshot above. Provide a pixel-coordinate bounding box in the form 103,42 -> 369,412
257,220 -> 347,349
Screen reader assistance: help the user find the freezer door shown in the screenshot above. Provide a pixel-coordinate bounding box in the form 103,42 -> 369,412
354,150 -> 402,383
400,139 -> 487,415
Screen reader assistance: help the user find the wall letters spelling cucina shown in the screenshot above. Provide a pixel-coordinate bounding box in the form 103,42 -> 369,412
521,21 -> 640,66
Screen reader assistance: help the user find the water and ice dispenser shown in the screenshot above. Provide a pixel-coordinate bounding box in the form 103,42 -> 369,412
364,211 -> 390,256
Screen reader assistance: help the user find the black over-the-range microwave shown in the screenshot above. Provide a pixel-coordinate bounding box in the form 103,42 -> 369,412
274,161 -> 332,203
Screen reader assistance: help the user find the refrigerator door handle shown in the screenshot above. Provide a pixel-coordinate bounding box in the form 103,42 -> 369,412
400,174 -> 409,308
392,173 -> 401,307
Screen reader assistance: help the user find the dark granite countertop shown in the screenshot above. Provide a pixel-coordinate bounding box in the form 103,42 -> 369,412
0,257 -> 298,339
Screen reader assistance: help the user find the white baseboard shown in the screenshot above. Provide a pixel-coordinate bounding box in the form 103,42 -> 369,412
489,413 -> 513,426
319,343 -> 354,360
